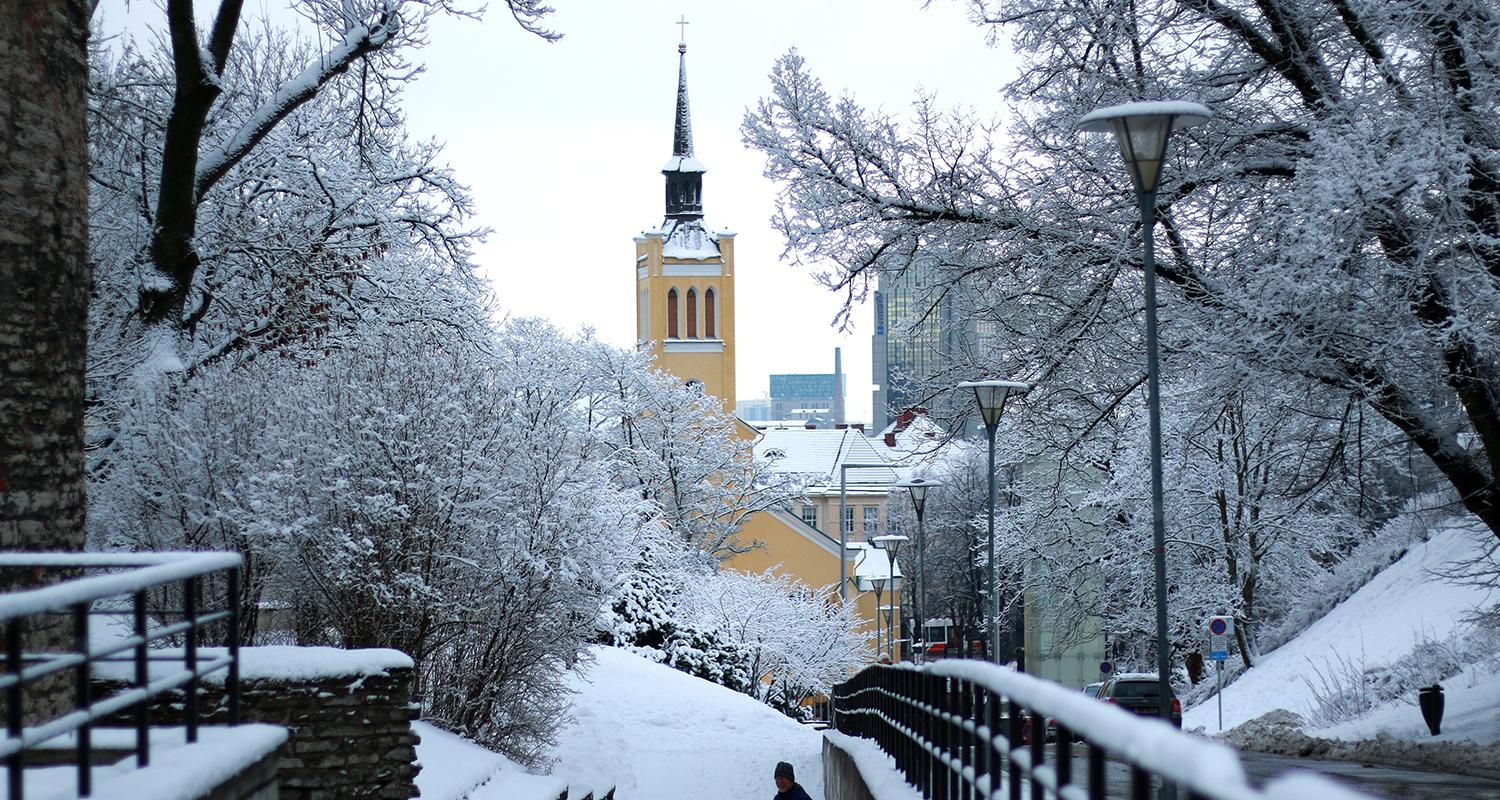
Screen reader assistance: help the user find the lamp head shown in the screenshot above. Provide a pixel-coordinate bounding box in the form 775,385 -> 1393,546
956,379 -> 1032,432
1079,101 -> 1210,194
898,476 -> 940,516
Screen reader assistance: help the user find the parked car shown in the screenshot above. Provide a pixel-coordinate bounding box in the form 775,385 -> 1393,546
1082,681 -> 1105,698
1096,674 -> 1182,727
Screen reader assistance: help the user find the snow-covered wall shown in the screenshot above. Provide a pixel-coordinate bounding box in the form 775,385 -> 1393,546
95,646 -> 419,799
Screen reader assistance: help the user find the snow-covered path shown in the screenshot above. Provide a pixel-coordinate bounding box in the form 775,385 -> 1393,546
548,646 -> 825,799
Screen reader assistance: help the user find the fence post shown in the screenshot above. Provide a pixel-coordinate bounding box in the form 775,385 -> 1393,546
1007,698 -> 1022,800
227,568 -> 240,726
8,619 -> 24,800
73,603 -> 91,797
184,577 -> 199,743
133,591 -> 149,767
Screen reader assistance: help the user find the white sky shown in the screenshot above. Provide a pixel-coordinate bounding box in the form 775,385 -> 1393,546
98,0 -> 1018,423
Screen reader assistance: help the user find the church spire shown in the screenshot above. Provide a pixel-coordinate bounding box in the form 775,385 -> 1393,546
663,22 -> 706,222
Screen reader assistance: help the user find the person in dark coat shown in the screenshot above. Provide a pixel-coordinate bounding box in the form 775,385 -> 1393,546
773,761 -> 813,800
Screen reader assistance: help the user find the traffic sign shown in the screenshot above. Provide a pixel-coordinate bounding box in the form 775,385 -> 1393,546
1099,660 -> 1113,675
1207,616 -> 1233,660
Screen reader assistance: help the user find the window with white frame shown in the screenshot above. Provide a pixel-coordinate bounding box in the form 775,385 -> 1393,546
863,506 -> 879,535
843,506 -> 855,535
800,504 -> 818,529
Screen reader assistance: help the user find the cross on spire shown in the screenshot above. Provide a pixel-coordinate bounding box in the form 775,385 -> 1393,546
676,14 -> 689,50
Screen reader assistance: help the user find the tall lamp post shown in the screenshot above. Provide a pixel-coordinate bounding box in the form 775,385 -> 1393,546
957,379 -> 1030,666
871,534 -> 908,660
897,477 -> 939,661
1080,100 -> 1209,723
866,574 -> 887,660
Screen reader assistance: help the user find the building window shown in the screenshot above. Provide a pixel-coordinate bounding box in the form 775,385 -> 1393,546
686,288 -> 698,338
800,504 -> 818,529
863,506 -> 879,535
705,288 -> 717,338
843,506 -> 855,535
667,288 -> 679,338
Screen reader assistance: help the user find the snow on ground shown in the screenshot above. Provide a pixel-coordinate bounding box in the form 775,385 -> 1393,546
412,720 -> 566,800
548,645 -> 825,800
1185,522 -> 1500,744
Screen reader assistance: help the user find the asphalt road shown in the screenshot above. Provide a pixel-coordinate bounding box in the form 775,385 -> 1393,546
1023,747 -> 1500,799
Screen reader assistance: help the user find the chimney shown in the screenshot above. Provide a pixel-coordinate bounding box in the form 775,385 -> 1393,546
852,423 -> 865,432
833,347 -> 846,426
884,431 -> 897,448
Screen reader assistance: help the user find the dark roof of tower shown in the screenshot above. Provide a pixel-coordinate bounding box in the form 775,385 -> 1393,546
662,42 -> 706,174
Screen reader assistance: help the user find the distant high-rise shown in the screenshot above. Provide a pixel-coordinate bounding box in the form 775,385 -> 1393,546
769,372 -> 843,423
871,258 -> 984,432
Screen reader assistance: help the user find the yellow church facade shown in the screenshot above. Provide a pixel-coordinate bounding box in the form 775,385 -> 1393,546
634,38 -> 898,662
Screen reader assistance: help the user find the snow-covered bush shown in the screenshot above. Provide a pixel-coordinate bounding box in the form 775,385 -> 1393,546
1304,628 -> 1474,728
598,562 -> 869,718
680,569 -> 870,717
597,565 -> 753,694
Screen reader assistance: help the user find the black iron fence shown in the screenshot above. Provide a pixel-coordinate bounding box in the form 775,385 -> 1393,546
0,551 -> 243,799
831,661 -> 1370,800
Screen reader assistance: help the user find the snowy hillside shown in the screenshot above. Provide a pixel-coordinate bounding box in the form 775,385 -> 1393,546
414,646 -> 824,800
1184,521 -> 1500,744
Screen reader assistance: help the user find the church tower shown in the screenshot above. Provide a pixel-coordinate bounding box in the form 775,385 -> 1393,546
634,34 -> 737,405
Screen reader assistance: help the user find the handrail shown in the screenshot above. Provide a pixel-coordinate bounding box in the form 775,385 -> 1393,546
0,552 -> 243,800
0,552 -> 240,621
831,661 -> 1375,800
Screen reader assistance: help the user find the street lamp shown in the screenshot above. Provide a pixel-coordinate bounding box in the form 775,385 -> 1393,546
866,573 -> 888,661
871,534 -> 908,661
1080,100 -> 1210,723
837,460 -> 897,602
897,477 -> 939,661
957,379 -> 1030,666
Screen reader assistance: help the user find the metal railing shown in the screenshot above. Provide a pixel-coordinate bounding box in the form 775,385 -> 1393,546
831,661 -> 1372,800
0,551 -> 243,799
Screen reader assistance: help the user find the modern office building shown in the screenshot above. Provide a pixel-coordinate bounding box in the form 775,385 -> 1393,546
871,258 -> 985,432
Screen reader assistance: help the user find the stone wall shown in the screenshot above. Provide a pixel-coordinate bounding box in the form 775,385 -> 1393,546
98,649 -> 420,799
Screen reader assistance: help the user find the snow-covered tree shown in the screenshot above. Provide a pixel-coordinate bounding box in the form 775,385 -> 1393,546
91,318 -> 647,764
743,0 -> 1500,545
587,346 -> 804,560
86,0 -> 552,461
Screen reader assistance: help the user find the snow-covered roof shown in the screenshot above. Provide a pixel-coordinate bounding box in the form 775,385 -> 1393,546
662,154 -> 707,173
847,541 -> 903,581
755,427 -> 898,487
874,413 -> 957,471
661,219 -> 720,259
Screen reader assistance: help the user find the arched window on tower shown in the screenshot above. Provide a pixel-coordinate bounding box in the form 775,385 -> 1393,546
704,288 -> 717,338
667,288 -> 679,338
686,288 -> 698,338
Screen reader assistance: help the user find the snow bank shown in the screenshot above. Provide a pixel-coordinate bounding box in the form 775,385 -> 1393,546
548,646 -> 823,799
1185,521 -> 1500,745
67,724 -> 285,800
88,612 -> 412,683
823,730 -> 924,800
